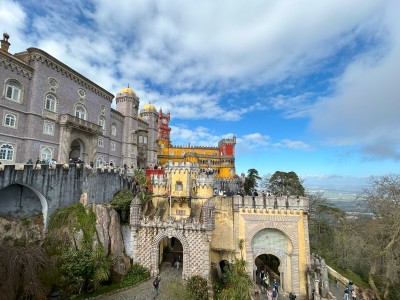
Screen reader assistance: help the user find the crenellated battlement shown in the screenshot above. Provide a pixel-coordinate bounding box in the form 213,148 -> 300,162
164,161 -> 200,171
196,174 -> 214,187
170,144 -> 219,150
232,195 -> 309,213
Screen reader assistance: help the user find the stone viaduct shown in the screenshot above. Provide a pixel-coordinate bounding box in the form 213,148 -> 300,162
0,163 -> 128,227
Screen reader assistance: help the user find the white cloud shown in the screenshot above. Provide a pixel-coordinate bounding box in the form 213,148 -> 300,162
309,0 -> 400,160
273,139 -> 311,151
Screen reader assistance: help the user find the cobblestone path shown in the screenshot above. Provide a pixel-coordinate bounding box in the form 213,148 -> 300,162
96,263 -> 182,300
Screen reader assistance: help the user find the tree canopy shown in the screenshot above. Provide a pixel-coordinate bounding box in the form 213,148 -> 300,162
268,171 -> 305,196
243,168 -> 261,195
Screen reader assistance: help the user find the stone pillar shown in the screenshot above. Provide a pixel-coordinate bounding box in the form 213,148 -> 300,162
314,279 -> 321,300
58,126 -> 71,163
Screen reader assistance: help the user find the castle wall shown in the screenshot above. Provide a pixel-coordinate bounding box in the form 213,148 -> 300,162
211,195 -> 310,298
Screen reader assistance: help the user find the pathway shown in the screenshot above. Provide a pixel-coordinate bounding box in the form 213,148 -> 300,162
96,263 -> 182,300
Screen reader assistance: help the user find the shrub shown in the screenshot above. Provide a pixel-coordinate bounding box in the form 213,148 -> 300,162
187,275 -> 209,300
119,263 -> 149,288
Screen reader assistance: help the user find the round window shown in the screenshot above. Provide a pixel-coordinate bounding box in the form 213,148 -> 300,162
49,78 -> 58,87
78,88 -> 86,98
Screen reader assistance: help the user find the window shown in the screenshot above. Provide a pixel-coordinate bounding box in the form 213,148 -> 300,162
5,79 -> 22,102
43,121 -> 54,135
111,124 -> 117,136
40,147 -> 52,162
176,210 -> 186,216
98,137 -> 104,147
98,116 -> 105,130
143,136 -> 147,144
44,93 -> 57,112
48,78 -> 58,88
75,105 -> 86,119
138,135 -> 143,143
4,113 -> 16,127
110,142 -> 116,151
96,156 -> 103,168
78,88 -> 86,98
0,144 -> 14,160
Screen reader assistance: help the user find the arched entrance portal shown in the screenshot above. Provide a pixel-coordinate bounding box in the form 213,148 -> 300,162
255,254 -> 281,289
251,228 -> 294,293
151,231 -> 190,278
159,237 -> 183,270
69,139 -> 84,162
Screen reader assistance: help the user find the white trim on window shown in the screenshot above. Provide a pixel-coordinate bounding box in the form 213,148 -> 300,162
3,112 -> 17,128
0,143 -> 14,161
98,137 -> 104,148
43,120 -> 55,135
4,79 -> 22,103
44,93 -> 57,112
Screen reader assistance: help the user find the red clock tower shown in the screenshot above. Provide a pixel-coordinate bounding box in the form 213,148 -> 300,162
158,109 -> 171,147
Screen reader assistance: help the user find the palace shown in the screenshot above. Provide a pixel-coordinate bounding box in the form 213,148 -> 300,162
0,33 -> 311,298
0,33 -> 158,169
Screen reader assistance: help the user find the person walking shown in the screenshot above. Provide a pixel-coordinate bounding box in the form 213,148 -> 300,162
289,292 -> 297,300
176,254 -> 180,270
267,288 -> 273,300
153,275 -> 161,299
351,290 -> 356,300
343,287 -> 349,300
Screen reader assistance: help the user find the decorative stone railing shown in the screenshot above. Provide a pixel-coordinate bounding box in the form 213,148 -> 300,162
233,195 -> 309,212
59,114 -> 103,135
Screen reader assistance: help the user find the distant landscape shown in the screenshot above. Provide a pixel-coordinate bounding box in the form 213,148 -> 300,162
303,176 -> 369,213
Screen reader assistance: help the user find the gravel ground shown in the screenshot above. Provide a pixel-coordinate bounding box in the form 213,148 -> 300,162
96,263 -> 182,300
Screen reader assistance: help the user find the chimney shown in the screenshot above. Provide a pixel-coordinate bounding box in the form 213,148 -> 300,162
1,32 -> 10,52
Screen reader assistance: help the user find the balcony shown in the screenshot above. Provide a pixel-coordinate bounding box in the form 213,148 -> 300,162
59,114 -> 103,135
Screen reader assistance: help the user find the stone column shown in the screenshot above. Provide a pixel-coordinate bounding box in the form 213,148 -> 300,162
314,279 -> 321,300
58,126 -> 71,163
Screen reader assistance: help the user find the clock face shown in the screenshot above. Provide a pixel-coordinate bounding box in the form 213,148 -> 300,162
162,119 -> 167,124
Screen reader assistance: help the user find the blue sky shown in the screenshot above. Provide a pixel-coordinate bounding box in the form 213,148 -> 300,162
2,0 -> 399,190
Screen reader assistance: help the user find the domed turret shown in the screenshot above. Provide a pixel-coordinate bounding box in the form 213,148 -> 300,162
119,86 -> 136,95
142,103 -> 157,111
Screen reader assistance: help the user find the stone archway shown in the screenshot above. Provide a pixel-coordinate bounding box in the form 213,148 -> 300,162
70,138 -> 84,161
151,229 -> 190,278
0,183 -> 48,228
246,224 -> 298,294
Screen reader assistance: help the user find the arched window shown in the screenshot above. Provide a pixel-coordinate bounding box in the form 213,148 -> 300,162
43,121 -> 54,135
111,124 -> 117,136
98,137 -> 104,147
5,79 -> 22,102
40,147 -> 52,162
4,113 -> 16,127
75,104 -> 86,119
98,116 -> 105,130
0,144 -> 14,160
44,93 -> 57,112
110,141 -> 116,151
96,156 -> 103,168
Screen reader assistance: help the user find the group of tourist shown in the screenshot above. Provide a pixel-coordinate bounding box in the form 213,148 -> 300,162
258,269 -> 282,300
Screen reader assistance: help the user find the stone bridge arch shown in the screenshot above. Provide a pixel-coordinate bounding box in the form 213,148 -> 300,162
0,183 -> 48,228
244,217 -> 301,295
151,229 -> 190,278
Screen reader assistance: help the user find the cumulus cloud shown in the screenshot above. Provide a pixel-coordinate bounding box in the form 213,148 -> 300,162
273,139 -> 311,151
309,0 -> 400,160
4,0 -> 392,123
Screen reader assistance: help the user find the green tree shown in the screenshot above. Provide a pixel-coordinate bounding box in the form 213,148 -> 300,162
111,188 -> 133,222
244,168 -> 261,195
356,175 -> 400,300
218,258 -> 253,300
268,171 -> 305,196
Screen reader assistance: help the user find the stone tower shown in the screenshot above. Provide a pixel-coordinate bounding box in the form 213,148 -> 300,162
140,103 -> 159,168
116,86 -> 139,168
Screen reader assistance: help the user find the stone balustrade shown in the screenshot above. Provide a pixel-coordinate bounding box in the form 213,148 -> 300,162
233,195 -> 309,212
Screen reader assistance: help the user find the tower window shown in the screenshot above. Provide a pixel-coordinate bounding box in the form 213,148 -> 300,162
43,121 -> 54,135
44,93 -> 57,112
5,79 -> 22,102
4,113 -> 16,128
40,147 -> 52,162
0,143 -> 14,160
